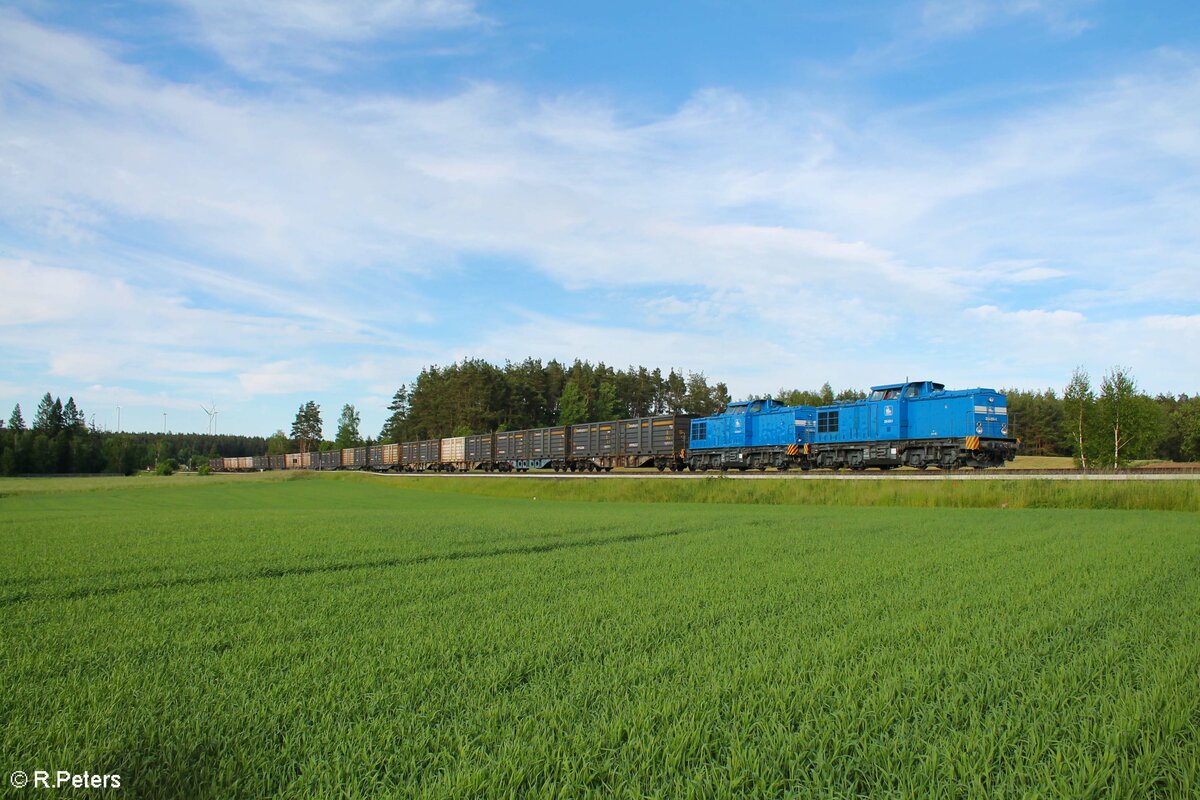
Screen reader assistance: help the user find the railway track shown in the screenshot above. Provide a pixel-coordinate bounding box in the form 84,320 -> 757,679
368,468 -> 1200,481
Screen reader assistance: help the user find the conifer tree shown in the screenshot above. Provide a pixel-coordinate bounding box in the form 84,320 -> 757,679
290,401 -> 323,455
33,393 -> 57,432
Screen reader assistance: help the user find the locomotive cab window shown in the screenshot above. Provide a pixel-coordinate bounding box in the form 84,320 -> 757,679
817,410 -> 839,433
883,388 -> 900,400
747,400 -> 763,414
691,422 -> 707,440
904,385 -> 919,398
869,390 -> 883,401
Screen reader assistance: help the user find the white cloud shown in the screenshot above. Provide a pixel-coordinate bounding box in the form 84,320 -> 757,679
919,0 -> 1094,38
170,0 -> 484,76
1,8 -> 1198,428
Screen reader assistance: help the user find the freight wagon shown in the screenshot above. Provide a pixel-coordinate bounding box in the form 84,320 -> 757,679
571,415 -> 691,471
464,434 -> 494,470
494,430 -> 523,471
520,426 -> 568,470
439,437 -> 466,471
380,443 -> 399,469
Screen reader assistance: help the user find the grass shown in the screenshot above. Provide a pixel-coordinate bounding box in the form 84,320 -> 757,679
2,474 -> 1198,798
375,472 -> 1200,512
1009,455 -> 1077,469
8,469 -> 1196,511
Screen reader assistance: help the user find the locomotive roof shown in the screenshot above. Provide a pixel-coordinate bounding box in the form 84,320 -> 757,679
869,380 -> 940,391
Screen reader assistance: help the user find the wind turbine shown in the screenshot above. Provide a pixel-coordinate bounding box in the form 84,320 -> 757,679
200,402 -> 219,435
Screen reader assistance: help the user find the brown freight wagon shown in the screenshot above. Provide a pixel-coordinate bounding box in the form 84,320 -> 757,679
380,443 -> 399,469
440,437 -> 466,471
285,452 -> 312,469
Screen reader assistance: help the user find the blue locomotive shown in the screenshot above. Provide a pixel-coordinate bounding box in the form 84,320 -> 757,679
686,380 -> 1016,471
687,398 -> 813,471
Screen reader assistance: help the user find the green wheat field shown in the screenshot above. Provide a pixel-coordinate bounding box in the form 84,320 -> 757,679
2,473 -> 1198,798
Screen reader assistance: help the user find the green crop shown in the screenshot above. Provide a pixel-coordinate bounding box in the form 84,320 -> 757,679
2,474 -> 1197,798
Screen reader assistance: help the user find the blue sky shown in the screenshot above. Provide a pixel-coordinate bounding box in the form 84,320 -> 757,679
1,0 -> 1198,437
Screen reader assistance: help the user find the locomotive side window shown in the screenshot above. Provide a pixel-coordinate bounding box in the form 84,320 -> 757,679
869,390 -> 883,401
883,388 -> 900,400
692,421 -> 707,440
905,385 -> 919,398
817,410 -> 839,433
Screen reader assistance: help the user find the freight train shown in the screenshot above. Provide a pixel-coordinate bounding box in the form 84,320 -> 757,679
211,380 -> 1018,474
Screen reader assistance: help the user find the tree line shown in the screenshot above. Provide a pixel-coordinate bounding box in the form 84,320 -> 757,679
6,362 -> 1198,475
1001,367 -> 1200,466
0,393 -> 266,476
376,358 -> 732,443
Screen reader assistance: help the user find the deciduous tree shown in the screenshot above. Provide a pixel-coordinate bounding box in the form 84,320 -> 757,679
558,381 -> 588,426
1063,367 -> 1096,469
335,404 -> 363,449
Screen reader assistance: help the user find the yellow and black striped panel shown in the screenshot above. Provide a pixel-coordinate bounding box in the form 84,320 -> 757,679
786,444 -> 799,456
966,436 -> 980,450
